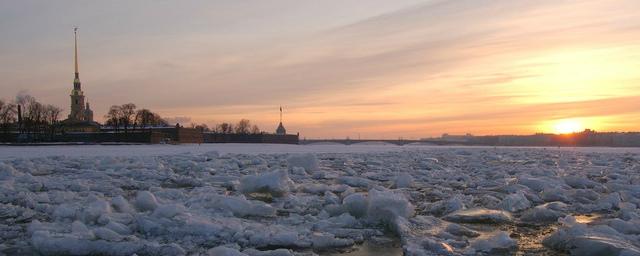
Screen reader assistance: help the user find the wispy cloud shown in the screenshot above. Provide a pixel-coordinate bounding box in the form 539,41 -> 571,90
1,0 -> 639,137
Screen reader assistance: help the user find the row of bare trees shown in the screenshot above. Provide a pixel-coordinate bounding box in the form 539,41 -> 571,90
1,96 -> 262,138
191,119 -> 261,134
0,100 -> 17,134
0,94 -> 62,135
104,103 -> 168,132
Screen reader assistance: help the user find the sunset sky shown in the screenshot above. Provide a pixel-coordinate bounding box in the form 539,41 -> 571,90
1,0 -> 639,139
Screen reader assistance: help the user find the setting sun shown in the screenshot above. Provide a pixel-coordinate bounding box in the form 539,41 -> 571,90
553,119 -> 584,134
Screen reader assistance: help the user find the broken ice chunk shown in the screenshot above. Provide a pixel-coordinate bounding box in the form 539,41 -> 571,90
286,154 -> 319,173
239,170 -> 293,197
443,208 -> 512,224
343,193 -> 368,218
367,189 -> 414,225
466,231 -> 517,254
134,191 -> 159,212
393,173 -> 414,188
520,205 -> 565,223
499,192 -> 531,212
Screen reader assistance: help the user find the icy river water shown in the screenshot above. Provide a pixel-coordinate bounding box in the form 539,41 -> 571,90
1,144 -> 639,255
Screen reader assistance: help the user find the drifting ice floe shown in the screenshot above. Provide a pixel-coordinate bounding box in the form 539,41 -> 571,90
239,169 -> 293,197
443,208 -> 512,224
0,146 -> 639,255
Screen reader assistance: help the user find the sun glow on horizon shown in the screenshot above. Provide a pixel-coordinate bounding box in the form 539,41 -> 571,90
509,48 -> 639,105
553,119 -> 584,134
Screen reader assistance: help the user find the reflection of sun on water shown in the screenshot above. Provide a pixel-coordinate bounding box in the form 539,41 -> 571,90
554,119 -> 584,134
574,214 -> 599,224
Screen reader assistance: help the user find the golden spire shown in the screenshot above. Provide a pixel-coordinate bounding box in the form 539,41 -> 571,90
72,27 -> 81,91
74,27 -> 79,76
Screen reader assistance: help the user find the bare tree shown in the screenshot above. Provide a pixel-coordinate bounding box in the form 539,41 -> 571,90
15,93 -> 36,132
9,94 -> 62,137
135,108 -> 153,129
235,119 -> 251,134
0,100 -> 5,128
193,123 -> 209,132
152,114 -> 168,127
119,103 -> 136,133
0,101 -> 17,134
135,108 -> 168,129
15,93 -> 36,108
44,105 -> 61,137
44,105 -> 61,125
105,105 -> 122,131
250,124 -> 261,134
24,99 -> 44,134
216,123 -> 233,134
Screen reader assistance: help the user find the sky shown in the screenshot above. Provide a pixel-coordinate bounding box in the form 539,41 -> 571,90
1,0 -> 639,139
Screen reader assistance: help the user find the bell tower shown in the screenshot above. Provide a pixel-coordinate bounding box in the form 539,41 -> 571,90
69,27 -> 86,121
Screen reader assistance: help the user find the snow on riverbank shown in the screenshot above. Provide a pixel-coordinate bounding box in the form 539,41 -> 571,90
1,145 -> 640,255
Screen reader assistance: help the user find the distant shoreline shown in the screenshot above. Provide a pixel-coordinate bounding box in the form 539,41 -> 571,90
0,142 -> 147,146
1,142 -> 639,148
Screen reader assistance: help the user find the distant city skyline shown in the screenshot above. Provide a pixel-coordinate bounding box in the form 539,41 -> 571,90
1,0 -> 639,139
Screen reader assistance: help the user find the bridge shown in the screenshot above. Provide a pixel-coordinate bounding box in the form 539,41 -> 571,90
299,139 -> 478,146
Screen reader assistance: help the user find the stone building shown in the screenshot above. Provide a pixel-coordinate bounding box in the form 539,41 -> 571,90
83,102 -> 94,122
62,28 -> 99,132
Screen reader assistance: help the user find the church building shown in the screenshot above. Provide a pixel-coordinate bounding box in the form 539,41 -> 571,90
61,28 -> 99,132
276,106 -> 287,135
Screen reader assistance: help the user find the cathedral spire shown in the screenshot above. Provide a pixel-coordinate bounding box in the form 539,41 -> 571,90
68,26 -> 87,122
276,106 -> 286,135
74,27 -> 79,75
73,27 -> 81,90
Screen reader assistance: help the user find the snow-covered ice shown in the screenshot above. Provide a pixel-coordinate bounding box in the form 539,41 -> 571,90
1,144 -> 640,255
239,169 -> 293,197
